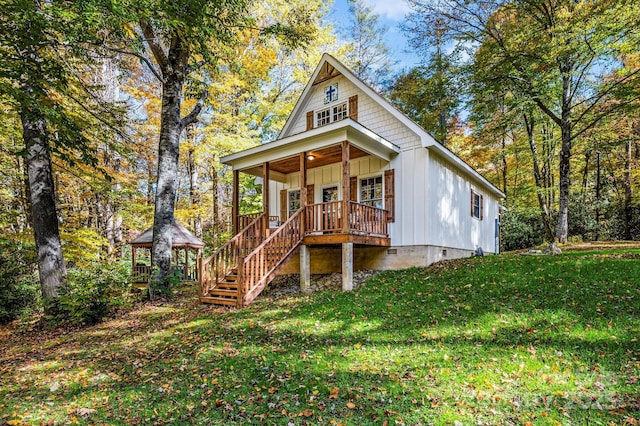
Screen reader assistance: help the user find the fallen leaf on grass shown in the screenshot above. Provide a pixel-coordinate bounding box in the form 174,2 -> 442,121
329,387 -> 339,399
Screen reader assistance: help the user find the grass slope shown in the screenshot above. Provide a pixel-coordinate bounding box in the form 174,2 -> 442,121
1,250 -> 639,425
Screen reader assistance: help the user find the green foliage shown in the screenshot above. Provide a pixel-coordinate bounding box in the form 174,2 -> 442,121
500,208 -> 545,251
387,60 -> 460,143
56,261 -> 133,325
61,228 -> 109,267
0,238 -> 38,324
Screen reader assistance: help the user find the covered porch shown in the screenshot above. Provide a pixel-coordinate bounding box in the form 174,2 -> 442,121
215,119 -> 399,300
227,118 -> 399,247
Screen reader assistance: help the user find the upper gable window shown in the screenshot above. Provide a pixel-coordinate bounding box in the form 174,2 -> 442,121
316,102 -> 348,128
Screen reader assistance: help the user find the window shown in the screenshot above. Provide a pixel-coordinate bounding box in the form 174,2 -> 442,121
360,176 -> 383,208
316,102 -> 348,128
333,103 -> 348,121
316,109 -> 331,127
471,189 -> 483,220
288,190 -> 301,217
322,186 -> 339,202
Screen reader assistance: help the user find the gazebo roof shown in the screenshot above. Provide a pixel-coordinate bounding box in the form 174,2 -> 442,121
129,221 -> 204,249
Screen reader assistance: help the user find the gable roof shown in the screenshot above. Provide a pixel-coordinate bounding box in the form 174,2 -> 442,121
280,53 -> 505,199
129,221 -> 204,248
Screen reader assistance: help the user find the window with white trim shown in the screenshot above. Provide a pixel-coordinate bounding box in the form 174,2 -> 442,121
316,102 -> 348,128
471,189 -> 483,220
360,176 -> 383,208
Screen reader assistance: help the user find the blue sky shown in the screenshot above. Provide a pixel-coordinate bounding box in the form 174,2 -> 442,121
329,0 -> 422,72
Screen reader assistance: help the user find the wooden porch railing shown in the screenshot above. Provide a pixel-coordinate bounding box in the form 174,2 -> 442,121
305,201 -> 388,236
347,201 -> 388,236
238,212 -> 263,230
240,208 -> 304,306
199,213 -> 266,297
305,200 -> 343,234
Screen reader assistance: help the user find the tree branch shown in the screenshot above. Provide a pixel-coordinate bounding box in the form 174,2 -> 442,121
180,90 -> 208,129
96,44 -> 163,83
139,20 -> 168,76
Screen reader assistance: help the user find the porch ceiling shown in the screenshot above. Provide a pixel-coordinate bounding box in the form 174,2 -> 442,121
221,118 -> 400,179
267,144 -> 370,175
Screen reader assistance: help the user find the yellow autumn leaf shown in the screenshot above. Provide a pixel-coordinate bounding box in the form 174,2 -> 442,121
329,387 -> 339,399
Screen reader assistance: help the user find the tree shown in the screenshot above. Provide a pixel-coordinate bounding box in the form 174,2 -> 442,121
340,0 -> 395,89
100,0 -> 314,292
0,0 -> 124,309
406,0 -> 640,243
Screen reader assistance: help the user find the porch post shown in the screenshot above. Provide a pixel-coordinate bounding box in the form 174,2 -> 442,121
232,169 -> 239,234
300,244 -> 311,293
263,162 -> 270,237
341,141 -> 350,233
299,152 -> 307,234
342,242 -> 353,291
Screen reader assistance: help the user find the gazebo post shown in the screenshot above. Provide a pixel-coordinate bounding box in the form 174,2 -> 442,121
132,246 -> 137,280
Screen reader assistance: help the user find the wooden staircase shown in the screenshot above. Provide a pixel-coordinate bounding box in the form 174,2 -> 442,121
199,209 -> 304,307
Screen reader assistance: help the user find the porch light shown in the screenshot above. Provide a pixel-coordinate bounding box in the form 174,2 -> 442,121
307,154 -> 315,161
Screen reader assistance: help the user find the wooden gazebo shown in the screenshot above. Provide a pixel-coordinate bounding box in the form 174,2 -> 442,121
129,221 -> 204,287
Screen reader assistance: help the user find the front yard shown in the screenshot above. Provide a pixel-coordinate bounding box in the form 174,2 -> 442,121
1,249 -> 639,425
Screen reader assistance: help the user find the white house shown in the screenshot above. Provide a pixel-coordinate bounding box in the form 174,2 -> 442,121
198,54 -> 504,307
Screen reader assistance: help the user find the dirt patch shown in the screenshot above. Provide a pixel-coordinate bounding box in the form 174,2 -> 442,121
261,270 -> 381,299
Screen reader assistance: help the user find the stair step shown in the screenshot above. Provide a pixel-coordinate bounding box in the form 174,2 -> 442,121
209,289 -> 238,298
200,296 -> 238,306
217,281 -> 238,289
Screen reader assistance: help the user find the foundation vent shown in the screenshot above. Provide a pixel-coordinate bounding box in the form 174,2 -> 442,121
387,249 -> 397,255
442,249 -> 447,256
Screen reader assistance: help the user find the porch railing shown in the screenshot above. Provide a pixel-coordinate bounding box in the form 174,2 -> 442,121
305,200 -> 343,234
347,201 -> 388,236
199,213 -> 266,297
241,208 -> 304,306
304,200 -> 388,236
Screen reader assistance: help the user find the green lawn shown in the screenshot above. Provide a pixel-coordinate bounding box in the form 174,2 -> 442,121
1,250 -> 639,425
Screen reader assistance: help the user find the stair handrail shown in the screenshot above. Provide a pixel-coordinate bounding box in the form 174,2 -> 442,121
240,208 -> 304,306
199,212 -> 266,297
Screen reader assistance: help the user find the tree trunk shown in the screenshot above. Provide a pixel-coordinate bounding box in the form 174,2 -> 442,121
187,142 -> 202,238
556,119 -> 572,243
20,100 -> 66,306
211,163 -> 219,247
524,114 -> 554,243
623,138 -> 633,240
151,74 -> 184,292
556,70 -> 573,244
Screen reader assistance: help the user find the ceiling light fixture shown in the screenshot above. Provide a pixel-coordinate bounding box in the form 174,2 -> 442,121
307,154 -> 315,161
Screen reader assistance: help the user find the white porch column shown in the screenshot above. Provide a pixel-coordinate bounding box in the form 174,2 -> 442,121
342,242 -> 353,291
300,244 -> 311,293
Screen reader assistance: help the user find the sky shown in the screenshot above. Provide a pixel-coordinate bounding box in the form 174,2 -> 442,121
329,0 -> 423,72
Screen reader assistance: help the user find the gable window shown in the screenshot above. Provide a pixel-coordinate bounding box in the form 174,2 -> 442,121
288,190 -> 301,217
471,189 -> 484,220
316,102 -> 348,128
360,176 -> 383,208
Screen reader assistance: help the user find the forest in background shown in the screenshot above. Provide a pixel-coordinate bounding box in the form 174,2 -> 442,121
1,0 -> 639,323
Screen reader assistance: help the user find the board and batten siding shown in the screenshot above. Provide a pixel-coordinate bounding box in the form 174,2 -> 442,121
284,75 -> 421,151
268,156 -> 389,216
425,151 -> 499,253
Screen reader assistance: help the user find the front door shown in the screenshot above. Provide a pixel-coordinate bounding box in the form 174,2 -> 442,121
322,186 -> 340,232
